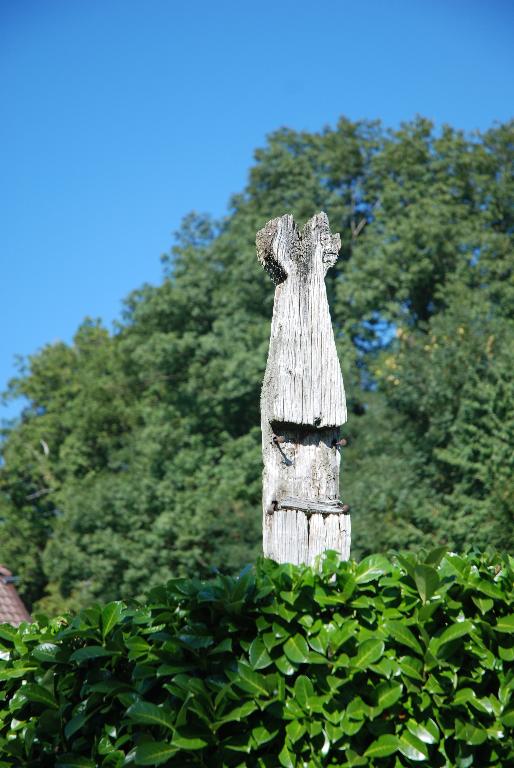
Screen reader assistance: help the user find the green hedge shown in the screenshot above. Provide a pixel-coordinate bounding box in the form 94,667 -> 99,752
1,550 -> 513,767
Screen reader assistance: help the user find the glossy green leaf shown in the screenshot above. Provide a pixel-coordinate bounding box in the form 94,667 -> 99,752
385,620 -> 423,655
501,708 -> 514,728
474,579 -> 504,600
395,554 -> 416,580
32,643 -> 63,663
278,743 -> 295,768
0,666 -> 37,680
101,602 -> 125,639
248,637 -> 272,670
453,687 -> 493,715
346,696 -> 369,721
400,656 -> 423,680
406,718 -> 439,744
293,674 -> 314,708
235,661 -> 271,697
0,625 -> 18,643
499,645 -> 514,661
101,752 -> 124,768
172,733 -> 208,750
286,719 -> 306,744
499,676 -> 514,706
355,554 -> 391,584
495,614 -> 514,633
126,701 -> 173,730
353,639 -> 384,669
414,564 -> 440,603
455,719 -> 488,745
443,554 -> 470,580
8,689 -> 28,713
343,748 -> 367,766
251,724 -> 278,747
376,681 -> 403,709
22,683 -> 59,709
177,632 -> 213,650
471,596 -> 494,615
364,734 -> 398,758
276,603 -> 296,622
424,546 -> 448,566
69,646 -> 114,663
209,637 -> 232,655
64,712 -> 88,740
219,700 -> 258,723
369,656 -> 395,679
275,655 -> 296,675
398,730 -> 429,761
436,620 -> 474,650
283,633 -> 310,664
134,741 -> 177,765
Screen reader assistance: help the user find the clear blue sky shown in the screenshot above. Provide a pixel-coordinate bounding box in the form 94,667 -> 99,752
1,0 -> 513,421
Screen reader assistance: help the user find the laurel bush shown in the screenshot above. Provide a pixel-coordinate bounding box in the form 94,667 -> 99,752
1,549 -> 513,766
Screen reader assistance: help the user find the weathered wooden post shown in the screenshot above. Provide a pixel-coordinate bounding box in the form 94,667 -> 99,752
257,212 -> 351,565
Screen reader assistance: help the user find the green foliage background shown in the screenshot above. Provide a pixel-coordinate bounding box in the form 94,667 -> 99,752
1,116 -> 513,612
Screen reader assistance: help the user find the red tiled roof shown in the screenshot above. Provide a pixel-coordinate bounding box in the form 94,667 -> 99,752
0,565 -> 31,626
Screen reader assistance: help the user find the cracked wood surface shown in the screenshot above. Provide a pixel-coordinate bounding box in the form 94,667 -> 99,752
257,212 -> 351,565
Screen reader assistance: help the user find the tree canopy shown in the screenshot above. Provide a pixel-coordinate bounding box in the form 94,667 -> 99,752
1,116 -> 513,613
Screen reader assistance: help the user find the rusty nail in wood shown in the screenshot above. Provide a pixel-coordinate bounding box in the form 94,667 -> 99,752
332,437 -> 348,448
340,504 -> 350,514
273,434 -> 286,444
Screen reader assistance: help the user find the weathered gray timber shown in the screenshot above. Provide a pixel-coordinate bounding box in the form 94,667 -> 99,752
257,212 -> 351,565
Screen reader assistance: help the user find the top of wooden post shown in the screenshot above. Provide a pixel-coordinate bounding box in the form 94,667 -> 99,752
257,212 -> 346,429
256,212 -> 341,284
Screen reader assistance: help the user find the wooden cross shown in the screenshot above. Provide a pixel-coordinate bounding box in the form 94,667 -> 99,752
257,212 -> 351,565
